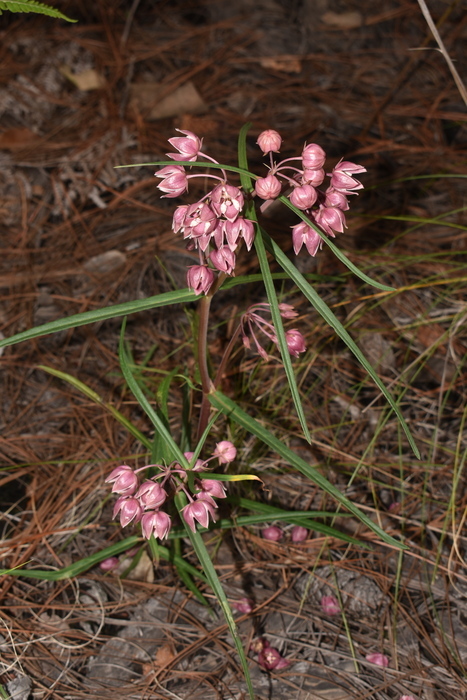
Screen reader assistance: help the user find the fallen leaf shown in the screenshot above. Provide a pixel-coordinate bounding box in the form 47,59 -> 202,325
260,56 -> 302,73
83,250 -> 127,275
59,66 -> 106,91
130,81 -> 206,120
321,11 -> 362,29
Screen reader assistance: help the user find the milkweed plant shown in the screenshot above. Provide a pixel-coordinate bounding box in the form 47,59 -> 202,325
0,124 -> 419,697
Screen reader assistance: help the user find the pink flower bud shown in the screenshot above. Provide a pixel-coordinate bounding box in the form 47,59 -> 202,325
285,329 -> 306,357
232,597 -> 254,614
99,557 -> 119,571
257,129 -> 282,154
365,652 -> 389,668
324,187 -> 349,211
184,451 -> 206,470
302,143 -> 326,169
258,646 -> 289,671
155,164 -> 188,198
224,217 -> 255,251
199,478 -> 227,499
167,129 -> 202,162
289,184 -> 317,210
314,205 -> 346,236
113,496 -> 143,528
302,167 -> 325,187
210,246 -> 236,274
105,465 -> 138,496
291,525 -> 308,542
400,696 -> 417,700
135,481 -> 167,509
210,184 -> 244,222
187,265 -> 215,295
254,174 -> 282,200
320,595 -> 339,615
262,526 -> 282,541
213,441 -> 237,464
182,499 -> 217,532
291,222 -> 322,257
141,510 -> 171,540
278,303 -> 298,319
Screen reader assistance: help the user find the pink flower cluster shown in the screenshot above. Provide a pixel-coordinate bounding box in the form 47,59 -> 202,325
105,441 -> 236,540
262,524 -> 308,542
250,637 -> 289,671
155,130 -> 255,296
255,129 -> 366,257
241,302 -> 306,361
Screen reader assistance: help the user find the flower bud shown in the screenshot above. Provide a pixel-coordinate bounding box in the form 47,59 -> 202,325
182,498 -> 217,532
256,129 -> 282,154
302,143 -> 326,169
135,481 -> 167,509
365,652 -> 389,668
302,167 -> 325,187
278,303 -> 298,319
262,525 -> 282,541
258,646 -> 289,671
99,557 -> 119,571
232,597 -> 254,614
254,174 -> 281,200
289,184 -> 317,210
141,510 -> 171,540
291,222 -> 321,257
210,246 -> 236,275
291,525 -> 308,542
320,595 -> 339,615
105,465 -> 138,496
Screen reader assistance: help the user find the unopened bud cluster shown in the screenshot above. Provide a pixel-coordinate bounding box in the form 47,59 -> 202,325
240,302 -> 306,361
155,128 -> 366,296
250,637 -> 289,671
105,441 -> 236,540
254,129 -> 366,257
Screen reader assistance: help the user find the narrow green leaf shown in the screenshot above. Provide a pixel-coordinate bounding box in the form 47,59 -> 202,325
260,228 -> 420,459
209,389 -> 408,549
0,288 -> 197,350
38,365 -> 152,449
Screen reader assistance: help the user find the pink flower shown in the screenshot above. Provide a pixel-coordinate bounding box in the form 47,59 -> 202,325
314,205 -> 346,236
285,329 -> 306,357
199,478 -> 227,499
302,143 -> 326,169
329,159 -> 366,194
210,245 -> 236,274
184,202 -> 218,238
324,187 -> 349,211
135,481 -> 167,509
172,204 -> 188,233
257,129 -> 282,154
291,222 -> 322,256
255,173 -> 282,200
213,441 -> 237,464
232,597 -> 254,614
99,557 -> 119,571
291,525 -> 308,542
105,465 -> 138,496
182,498 -> 217,532
365,652 -> 389,668
210,184 -> 244,222
140,510 -> 171,540
155,164 -> 188,198
167,129 -> 202,162
278,303 -> 298,319
187,265 -> 215,295
224,217 -> 255,251
320,595 -> 340,615
258,646 -> 289,671
262,526 -> 282,542
184,451 -> 206,470
400,696 -> 417,700
289,184 -> 317,210
113,496 -> 143,528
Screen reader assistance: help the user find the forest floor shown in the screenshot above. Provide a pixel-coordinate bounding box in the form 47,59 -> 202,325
1,1 -> 467,698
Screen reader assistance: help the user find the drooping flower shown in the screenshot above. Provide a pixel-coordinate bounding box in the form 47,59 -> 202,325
182,498 -> 217,532
329,159 -> 366,195
258,646 -> 289,671
291,222 -> 322,256
285,329 -> 306,357
314,205 -> 346,236
105,465 -> 138,496
155,164 -> 188,198
183,201 -> 218,239
257,129 -> 282,154
135,481 -> 167,509
210,183 -> 244,222
210,246 -> 236,274
140,510 -> 172,540
187,265 -> 215,295
112,496 -> 143,528
213,441 -> 237,464
167,129 -> 202,162
198,478 -> 227,499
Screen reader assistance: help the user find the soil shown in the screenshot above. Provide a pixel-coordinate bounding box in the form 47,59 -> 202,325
1,1 -> 467,699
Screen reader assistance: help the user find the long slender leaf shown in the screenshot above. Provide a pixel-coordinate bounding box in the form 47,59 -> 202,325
260,227 -> 420,459
0,288 -> 197,350
209,389 -> 408,549
39,365 -> 152,449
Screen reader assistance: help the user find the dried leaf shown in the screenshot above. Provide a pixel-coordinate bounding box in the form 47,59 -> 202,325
130,81 -> 206,120
321,11 -> 362,29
